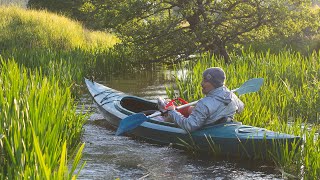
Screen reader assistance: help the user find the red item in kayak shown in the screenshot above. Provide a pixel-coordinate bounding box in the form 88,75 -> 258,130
165,98 -> 191,117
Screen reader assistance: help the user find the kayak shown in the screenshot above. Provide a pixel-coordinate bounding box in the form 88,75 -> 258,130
85,78 -> 301,158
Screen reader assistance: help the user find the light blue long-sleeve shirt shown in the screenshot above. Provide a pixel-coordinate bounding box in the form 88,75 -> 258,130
167,86 -> 244,132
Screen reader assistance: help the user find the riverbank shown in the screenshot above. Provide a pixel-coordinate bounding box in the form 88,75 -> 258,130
0,6 -> 119,178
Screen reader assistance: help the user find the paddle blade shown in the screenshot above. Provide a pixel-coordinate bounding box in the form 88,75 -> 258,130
235,78 -> 264,96
115,113 -> 149,136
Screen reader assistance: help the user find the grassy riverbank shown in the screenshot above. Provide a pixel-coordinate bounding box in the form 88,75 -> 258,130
0,6 -> 123,86
0,6 -> 120,178
0,6 -> 118,51
168,51 -> 319,179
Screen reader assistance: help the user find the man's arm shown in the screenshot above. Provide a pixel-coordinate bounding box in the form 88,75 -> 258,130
168,101 -> 209,132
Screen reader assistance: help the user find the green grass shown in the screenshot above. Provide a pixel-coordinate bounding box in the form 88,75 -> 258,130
0,6 -> 132,179
167,51 -> 320,179
0,5 -> 129,92
0,6 -> 119,51
0,58 -> 87,179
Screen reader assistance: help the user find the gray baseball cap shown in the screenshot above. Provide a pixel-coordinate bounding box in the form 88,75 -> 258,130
202,67 -> 226,87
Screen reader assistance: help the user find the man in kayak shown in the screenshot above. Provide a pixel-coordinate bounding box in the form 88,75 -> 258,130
158,67 -> 244,132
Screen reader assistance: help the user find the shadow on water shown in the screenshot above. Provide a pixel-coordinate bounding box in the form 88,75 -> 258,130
78,66 -> 283,179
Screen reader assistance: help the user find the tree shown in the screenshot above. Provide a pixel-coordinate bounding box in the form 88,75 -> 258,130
33,0 -> 318,63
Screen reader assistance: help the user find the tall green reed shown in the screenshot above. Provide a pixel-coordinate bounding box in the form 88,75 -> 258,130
170,51 -> 320,124
0,48 -> 134,91
0,59 -> 86,179
0,5 -> 140,179
167,50 -> 319,179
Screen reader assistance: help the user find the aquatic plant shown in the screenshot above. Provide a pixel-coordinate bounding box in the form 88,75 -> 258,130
0,59 -> 87,179
168,50 -> 320,179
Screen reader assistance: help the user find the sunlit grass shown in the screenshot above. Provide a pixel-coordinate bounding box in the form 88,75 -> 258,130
0,59 -> 87,178
168,51 -> 320,179
0,5 -> 124,83
0,6 -> 119,51
85,30 -> 120,50
0,5 -> 125,90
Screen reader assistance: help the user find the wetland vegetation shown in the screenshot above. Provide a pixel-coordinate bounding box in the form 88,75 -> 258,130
0,1 -> 319,179
167,51 -> 320,178
0,5 -> 120,178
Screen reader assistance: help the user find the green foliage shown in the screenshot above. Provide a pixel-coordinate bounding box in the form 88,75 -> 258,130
73,0 -> 318,63
168,51 -> 320,179
0,47 -> 138,95
0,59 -> 86,179
173,51 -> 320,123
27,0 -> 82,17
0,7 -> 126,178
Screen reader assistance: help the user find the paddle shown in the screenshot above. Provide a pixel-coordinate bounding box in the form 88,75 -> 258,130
115,78 -> 264,136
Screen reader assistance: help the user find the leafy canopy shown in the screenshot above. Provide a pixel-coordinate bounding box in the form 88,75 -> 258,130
31,0 -> 319,63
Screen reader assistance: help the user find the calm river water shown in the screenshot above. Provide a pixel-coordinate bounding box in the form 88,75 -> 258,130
77,67 -> 283,180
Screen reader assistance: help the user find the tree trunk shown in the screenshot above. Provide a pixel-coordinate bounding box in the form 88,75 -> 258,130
214,37 -> 230,64
217,46 -> 230,64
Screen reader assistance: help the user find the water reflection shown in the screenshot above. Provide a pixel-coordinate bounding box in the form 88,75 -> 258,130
91,66 -> 176,100
78,66 -> 282,179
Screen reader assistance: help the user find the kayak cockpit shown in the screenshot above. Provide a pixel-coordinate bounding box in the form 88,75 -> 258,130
117,96 -> 179,127
118,96 -> 158,114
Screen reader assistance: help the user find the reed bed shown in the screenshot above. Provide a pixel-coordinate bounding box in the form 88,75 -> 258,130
0,6 -> 131,179
0,58 -> 87,179
168,51 -> 320,179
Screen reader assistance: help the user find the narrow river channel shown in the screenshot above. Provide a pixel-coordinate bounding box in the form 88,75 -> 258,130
77,67 -> 283,180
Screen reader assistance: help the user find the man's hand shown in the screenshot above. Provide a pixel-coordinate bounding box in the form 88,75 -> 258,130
166,105 -> 175,111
